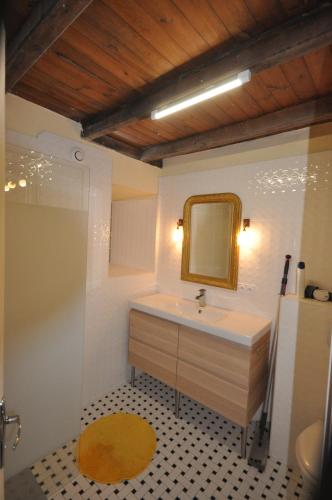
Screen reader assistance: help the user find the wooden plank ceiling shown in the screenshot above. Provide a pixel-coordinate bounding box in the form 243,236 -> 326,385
5,0 -> 332,166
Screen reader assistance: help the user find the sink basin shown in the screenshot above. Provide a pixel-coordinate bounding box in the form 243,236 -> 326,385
165,299 -> 224,323
129,293 -> 271,346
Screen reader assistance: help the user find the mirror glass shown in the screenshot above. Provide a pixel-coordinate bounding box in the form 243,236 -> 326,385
181,193 -> 241,289
189,202 -> 232,278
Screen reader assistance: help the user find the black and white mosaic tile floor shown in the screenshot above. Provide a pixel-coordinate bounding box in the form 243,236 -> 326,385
31,374 -> 310,500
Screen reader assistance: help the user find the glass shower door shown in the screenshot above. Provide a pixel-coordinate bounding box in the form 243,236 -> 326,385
4,145 -> 89,479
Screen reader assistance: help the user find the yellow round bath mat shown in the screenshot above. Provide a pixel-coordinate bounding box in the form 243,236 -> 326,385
77,412 -> 156,484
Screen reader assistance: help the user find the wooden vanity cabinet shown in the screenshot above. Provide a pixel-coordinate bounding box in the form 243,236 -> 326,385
128,309 -> 269,428
128,310 -> 179,388
176,325 -> 269,427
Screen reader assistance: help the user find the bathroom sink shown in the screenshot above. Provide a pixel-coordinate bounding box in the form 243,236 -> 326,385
129,293 -> 271,346
165,298 -> 224,323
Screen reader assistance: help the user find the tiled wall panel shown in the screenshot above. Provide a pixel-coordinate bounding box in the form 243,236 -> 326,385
157,157 -> 307,320
110,198 -> 157,272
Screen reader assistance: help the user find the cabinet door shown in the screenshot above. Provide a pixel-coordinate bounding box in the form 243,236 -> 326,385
128,310 -> 179,388
129,339 -> 177,387
130,310 -> 178,356
178,326 -> 250,388
177,326 -> 251,426
177,360 -> 248,426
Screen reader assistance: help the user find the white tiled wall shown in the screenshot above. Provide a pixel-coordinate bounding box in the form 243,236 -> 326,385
157,157 -> 307,320
82,164 -> 157,408
110,197 -> 157,272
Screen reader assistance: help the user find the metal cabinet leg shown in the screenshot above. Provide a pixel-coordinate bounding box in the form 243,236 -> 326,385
241,426 -> 248,459
131,366 -> 135,387
175,390 -> 181,418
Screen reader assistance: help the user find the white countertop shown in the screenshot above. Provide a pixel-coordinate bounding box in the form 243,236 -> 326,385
129,293 -> 271,347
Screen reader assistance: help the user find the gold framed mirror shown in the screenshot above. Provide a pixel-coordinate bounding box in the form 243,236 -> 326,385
181,193 -> 241,289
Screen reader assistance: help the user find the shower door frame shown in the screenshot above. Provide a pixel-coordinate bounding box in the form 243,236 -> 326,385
0,22 -> 5,500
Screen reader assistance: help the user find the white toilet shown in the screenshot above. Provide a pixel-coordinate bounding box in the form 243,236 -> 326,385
295,420 -> 323,489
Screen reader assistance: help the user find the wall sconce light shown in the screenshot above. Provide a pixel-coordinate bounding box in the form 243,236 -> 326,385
238,218 -> 257,249
243,218 -> 250,231
173,218 -> 184,245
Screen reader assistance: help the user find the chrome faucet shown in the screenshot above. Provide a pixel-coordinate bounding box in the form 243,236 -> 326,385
195,288 -> 206,308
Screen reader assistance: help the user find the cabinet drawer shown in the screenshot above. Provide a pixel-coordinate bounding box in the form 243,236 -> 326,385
178,326 -> 250,389
129,338 -> 177,388
176,360 -> 248,426
129,309 -> 178,356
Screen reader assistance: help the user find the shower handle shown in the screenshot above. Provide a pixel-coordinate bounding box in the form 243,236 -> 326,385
5,414 -> 21,449
0,398 -> 22,469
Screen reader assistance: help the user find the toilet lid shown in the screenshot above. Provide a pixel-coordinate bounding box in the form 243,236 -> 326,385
296,420 -> 323,481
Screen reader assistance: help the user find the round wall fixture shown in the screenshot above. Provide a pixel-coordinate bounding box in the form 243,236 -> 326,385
72,149 -> 85,162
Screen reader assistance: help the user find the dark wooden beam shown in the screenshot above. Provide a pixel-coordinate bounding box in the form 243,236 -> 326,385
93,136 -> 163,168
6,0 -> 94,91
140,95 -> 332,162
82,3 -> 332,139
93,136 -> 141,160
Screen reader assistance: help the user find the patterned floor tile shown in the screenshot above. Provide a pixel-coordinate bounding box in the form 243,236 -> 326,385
29,374 -> 309,500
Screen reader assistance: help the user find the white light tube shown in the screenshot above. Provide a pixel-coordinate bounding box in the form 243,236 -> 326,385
151,70 -> 251,120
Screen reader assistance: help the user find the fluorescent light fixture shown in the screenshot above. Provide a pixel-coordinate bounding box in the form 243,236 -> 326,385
151,70 -> 251,120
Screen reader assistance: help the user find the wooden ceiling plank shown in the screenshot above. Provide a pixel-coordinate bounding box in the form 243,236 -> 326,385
82,4 -> 332,139
304,46 -> 332,96
144,117 -> 197,140
210,0 -> 257,37
134,120 -> 183,143
33,49 -> 125,104
197,101 -> 234,128
13,83 -> 87,121
172,0 -> 230,48
161,117 -> 200,138
110,130 -> 148,148
104,0 -> 189,66
227,87 -> 265,117
209,96 -> 249,122
243,0 -> 285,28
73,9 -> 170,81
280,57 -> 317,101
141,94 -> 332,162
61,26 -> 148,90
50,39 -> 130,97
6,0 -> 94,91
25,67 -> 105,114
244,73 -> 281,113
257,66 -> 299,108
136,0 -> 210,58
115,123 -> 169,146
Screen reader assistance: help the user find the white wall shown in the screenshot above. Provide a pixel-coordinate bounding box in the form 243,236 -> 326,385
111,198 -> 157,272
6,93 -> 160,197
82,168 -> 157,407
157,156 -> 307,321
